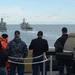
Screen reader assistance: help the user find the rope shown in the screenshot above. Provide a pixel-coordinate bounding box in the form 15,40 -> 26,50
8,54 -> 43,60
8,58 -> 50,65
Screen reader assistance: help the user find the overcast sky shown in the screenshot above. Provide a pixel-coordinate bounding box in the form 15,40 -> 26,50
0,0 -> 75,24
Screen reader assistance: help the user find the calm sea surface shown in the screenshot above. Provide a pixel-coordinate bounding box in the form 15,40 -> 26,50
0,24 -> 75,48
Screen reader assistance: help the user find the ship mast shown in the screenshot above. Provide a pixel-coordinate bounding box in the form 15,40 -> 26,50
1,18 -> 3,23
23,18 -> 25,23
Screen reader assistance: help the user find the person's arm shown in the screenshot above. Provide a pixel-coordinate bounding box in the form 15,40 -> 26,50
54,39 -> 63,52
29,40 -> 33,50
44,40 -> 49,52
23,43 -> 28,58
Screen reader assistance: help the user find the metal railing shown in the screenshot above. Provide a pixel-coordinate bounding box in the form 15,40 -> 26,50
8,47 -> 55,75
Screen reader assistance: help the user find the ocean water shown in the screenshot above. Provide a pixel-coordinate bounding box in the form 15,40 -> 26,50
0,24 -> 75,48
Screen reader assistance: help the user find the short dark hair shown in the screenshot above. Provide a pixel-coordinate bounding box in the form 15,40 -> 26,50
62,27 -> 67,33
37,31 -> 43,36
14,30 -> 20,35
2,34 -> 8,39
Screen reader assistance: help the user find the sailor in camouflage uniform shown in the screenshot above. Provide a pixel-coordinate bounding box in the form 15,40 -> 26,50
6,30 -> 28,75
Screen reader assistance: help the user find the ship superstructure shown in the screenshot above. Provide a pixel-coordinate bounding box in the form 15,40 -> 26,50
20,18 -> 33,30
0,18 -> 7,32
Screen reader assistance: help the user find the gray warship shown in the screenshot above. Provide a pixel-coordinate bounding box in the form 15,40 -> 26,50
20,18 -> 33,30
0,18 -> 7,32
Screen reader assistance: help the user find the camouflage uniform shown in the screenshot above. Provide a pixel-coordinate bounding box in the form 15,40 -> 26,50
6,36 -> 28,75
6,37 -> 28,62
0,67 -> 8,75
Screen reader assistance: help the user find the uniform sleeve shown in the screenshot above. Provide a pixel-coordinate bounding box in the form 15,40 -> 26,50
46,40 -> 49,51
54,39 -> 63,52
29,40 -> 33,50
23,43 -> 28,58
44,40 -> 49,52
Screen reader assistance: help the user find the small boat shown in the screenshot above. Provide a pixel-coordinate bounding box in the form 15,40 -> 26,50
20,18 -> 33,30
0,18 -> 7,32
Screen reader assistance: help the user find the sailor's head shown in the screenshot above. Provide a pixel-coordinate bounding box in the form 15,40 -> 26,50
2,34 -> 8,39
1,33 -> 8,41
14,30 -> 20,37
37,31 -> 43,37
62,27 -> 68,33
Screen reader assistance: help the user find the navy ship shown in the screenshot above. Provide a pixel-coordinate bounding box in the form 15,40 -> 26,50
0,18 -> 7,32
20,18 -> 33,30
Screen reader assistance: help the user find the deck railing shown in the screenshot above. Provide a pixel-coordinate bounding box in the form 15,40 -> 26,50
8,47 -> 73,75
